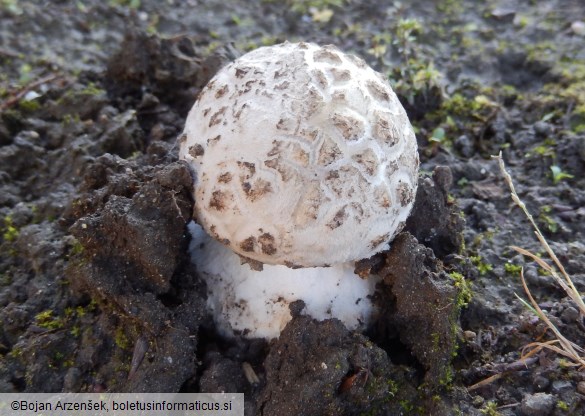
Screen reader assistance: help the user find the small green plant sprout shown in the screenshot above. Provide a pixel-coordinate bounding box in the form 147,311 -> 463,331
480,401 -> 501,416
538,205 -> 559,233
2,216 -> 19,242
494,152 -> 585,369
550,165 -> 574,185
35,310 -> 64,330
470,255 -> 493,275
109,0 -> 141,8
394,18 -> 423,57
368,33 -> 392,59
310,7 -> 334,23
430,126 -> 446,144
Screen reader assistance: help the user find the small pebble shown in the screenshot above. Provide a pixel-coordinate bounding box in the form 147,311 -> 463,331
520,393 -> 554,416
491,7 -> 516,21
577,381 -> 585,395
524,267 -> 548,287
463,330 -> 477,342
454,135 -> 474,158
533,121 -> 552,137
551,380 -> 573,394
560,306 -> 579,324
571,21 -> 585,36
532,375 -> 550,392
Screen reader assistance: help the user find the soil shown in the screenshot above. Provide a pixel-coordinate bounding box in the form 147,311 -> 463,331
1,1 -> 585,415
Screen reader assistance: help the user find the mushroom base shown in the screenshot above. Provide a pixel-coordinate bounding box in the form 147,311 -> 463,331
188,222 -> 379,339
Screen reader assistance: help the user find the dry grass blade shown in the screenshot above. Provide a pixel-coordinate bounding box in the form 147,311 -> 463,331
467,373 -> 504,391
493,152 -> 585,369
522,341 -> 583,366
518,269 -> 585,367
532,232 -> 585,312
511,246 -> 573,296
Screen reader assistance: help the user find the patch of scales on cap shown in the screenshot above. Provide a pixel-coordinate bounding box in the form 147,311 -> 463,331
180,42 -> 419,267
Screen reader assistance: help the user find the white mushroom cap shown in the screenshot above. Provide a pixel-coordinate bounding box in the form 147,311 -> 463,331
180,41 -> 419,267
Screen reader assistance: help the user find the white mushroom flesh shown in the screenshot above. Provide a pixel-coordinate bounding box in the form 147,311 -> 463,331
189,222 -> 379,339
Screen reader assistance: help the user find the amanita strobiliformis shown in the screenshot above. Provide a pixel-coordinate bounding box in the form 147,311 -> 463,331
180,42 -> 419,339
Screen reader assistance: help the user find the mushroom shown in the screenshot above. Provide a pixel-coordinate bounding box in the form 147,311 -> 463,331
180,42 -> 419,339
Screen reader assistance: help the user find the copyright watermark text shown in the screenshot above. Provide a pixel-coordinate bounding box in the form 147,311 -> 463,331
2,393 -> 243,415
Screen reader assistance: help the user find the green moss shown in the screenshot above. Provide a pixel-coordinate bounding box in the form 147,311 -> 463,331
70,326 -> 81,337
440,92 -> 496,121
470,255 -> 493,275
386,379 -> 399,397
527,142 -> 555,158
80,82 -> 105,96
480,401 -> 501,416
0,273 -> 12,286
56,82 -> 105,123
540,59 -> 585,133
2,216 -> 19,242
8,346 -> 23,358
18,98 -> 41,112
501,84 -> 522,101
69,238 -> 85,256
449,271 -> 472,307
556,400 -> 569,411
504,263 -> 522,275
76,305 -> 88,317
538,205 -> 558,233
62,113 -> 81,126
288,0 -> 346,14
109,0 -> 141,8
260,35 -> 279,47
18,63 -> 33,85
439,365 -> 454,388
435,0 -> 463,16
515,15 -> 530,29
114,327 -> 130,350
525,41 -> 557,64
35,310 -> 64,330
399,400 -> 414,412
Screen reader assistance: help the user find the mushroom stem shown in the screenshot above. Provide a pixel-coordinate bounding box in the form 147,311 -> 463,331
188,222 -> 379,339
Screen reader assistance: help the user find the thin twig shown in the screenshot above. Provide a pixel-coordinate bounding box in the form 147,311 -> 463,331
467,356 -> 538,391
0,73 -> 66,112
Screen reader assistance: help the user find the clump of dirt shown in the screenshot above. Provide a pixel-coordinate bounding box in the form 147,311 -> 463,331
64,153 -> 205,392
257,312 -> 420,415
377,232 -> 460,388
